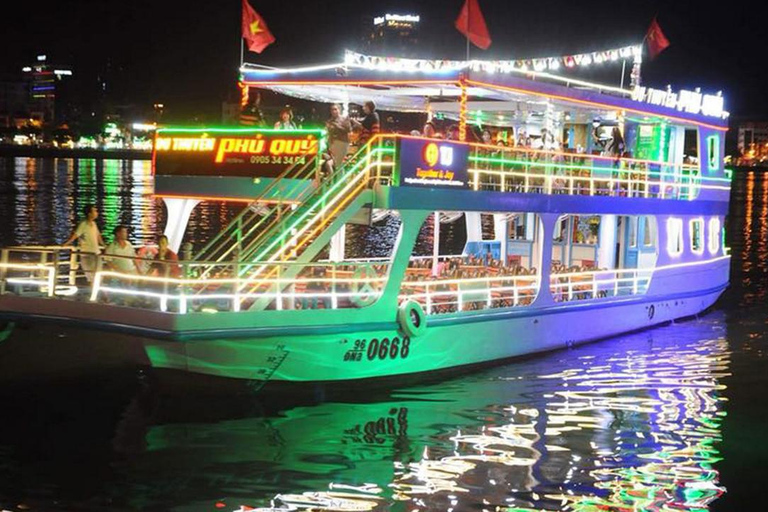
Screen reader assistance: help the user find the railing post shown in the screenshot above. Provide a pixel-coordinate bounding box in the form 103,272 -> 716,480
426,283 -> 432,314
179,262 -> 188,314
513,278 -> 519,306
276,264 -> 282,310
331,264 -> 338,309
233,260 -> 241,312
0,248 -> 7,295
160,262 -> 170,312
68,249 -> 77,285
89,255 -> 103,302
237,217 -> 243,256
48,249 -> 59,297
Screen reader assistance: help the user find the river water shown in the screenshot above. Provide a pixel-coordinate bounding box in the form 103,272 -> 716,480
0,157 -> 765,511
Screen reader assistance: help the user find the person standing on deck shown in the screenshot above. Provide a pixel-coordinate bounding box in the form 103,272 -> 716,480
358,101 -> 380,145
274,107 -> 297,130
150,234 -> 181,278
325,103 -> 360,168
64,204 -> 104,283
104,225 -> 142,275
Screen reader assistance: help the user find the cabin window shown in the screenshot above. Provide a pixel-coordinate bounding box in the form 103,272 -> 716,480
399,211 -> 542,315
667,218 -> 684,256
689,218 -> 704,255
550,214 -> 653,302
683,129 -> 699,164
707,135 -> 720,171
643,216 -> 655,247
708,217 -> 721,255
628,216 -> 638,248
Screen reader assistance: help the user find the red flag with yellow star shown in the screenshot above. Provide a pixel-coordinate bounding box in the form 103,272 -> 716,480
242,0 -> 275,54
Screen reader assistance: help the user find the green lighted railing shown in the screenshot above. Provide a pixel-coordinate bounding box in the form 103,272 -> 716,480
464,142 -> 730,200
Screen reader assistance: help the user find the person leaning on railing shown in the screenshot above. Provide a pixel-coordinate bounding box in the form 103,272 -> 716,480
63,203 -> 104,283
148,235 -> 180,279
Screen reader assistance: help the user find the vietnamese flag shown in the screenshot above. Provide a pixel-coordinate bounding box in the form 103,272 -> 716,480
242,0 -> 275,54
455,0 -> 491,50
645,17 -> 670,60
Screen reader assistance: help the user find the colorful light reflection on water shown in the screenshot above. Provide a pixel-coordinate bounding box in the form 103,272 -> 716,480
231,321 -> 728,512
0,159 -> 766,512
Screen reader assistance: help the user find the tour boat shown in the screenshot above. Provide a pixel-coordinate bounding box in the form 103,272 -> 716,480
0,47 -> 732,389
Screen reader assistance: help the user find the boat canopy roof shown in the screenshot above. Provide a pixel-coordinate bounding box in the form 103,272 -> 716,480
241,51 -> 728,131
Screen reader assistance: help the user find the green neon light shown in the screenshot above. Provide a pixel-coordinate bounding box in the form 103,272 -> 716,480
247,145 -> 395,264
157,127 -> 326,135
469,155 -> 726,186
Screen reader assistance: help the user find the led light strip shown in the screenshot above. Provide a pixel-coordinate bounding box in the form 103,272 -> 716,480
467,167 -> 731,194
465,79 -> 729,132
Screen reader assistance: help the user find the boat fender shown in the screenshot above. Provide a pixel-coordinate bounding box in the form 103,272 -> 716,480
350,265 -> 379,308
397,300 -> 427,338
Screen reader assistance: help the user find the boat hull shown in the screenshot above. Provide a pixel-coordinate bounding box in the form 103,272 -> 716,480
142,285 -> 726,384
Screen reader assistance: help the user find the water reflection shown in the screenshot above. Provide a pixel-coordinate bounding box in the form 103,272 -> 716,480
87,315 -> 728,512
0,157 -> 243,250
0,161 -> 765,512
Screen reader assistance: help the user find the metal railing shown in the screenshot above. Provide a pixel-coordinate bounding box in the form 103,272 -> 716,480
0,245 -> 393,313
549,267 -> 652,302
400,274 -> 540,314
466,143 -> 721,200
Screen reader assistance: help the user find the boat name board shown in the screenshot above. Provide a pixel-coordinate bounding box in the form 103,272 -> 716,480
153,129 -> 322,178
631,86 -> 728,119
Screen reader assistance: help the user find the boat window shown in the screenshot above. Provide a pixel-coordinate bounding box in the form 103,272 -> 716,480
708,217 -> 721,255
667,218 -> 684,256
690,218 -> 704,255
683,129 -> 699,164
399,211 -> 541,315
707,135 -> 720,171
551,214 -> 653,302
628,216 -> 638,248
643,216 -> 655,247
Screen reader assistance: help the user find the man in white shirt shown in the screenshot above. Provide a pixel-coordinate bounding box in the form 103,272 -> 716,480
104,225 -> 142,275
64,204 -> 104,283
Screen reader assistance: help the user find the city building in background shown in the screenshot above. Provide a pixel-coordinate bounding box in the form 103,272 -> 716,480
363,13 -> 420,57
22,55 -> 73,126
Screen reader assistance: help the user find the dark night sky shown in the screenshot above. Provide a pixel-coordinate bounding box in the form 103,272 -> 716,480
2,0 -> 766,122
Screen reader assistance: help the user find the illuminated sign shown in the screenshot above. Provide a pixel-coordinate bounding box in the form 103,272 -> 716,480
153,129 -> 323,178
631,86 -> 728,119
398,138 -> 468,188
373,13 -> 420,25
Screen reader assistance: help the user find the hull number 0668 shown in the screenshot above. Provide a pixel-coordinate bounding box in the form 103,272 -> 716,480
343,337 -> 411,362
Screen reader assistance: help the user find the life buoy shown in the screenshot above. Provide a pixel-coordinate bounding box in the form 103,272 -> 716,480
350,265 -> 379,308
397,300 -> 427,338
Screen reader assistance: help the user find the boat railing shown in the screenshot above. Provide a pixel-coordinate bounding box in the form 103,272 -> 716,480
193,154 -> 322,267
549,267 -> 653,302
0,245 -> 393,314
399,274 -> 541,315
466,143 -> 717,200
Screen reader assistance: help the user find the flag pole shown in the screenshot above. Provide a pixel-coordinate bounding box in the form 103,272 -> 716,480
620,59 -> 626,89
465,0 -> 471,62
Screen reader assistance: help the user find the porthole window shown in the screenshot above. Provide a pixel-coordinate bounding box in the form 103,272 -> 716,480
667,218 -> 684,257
708,217 -> 721,255
690,218 -> 704,255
